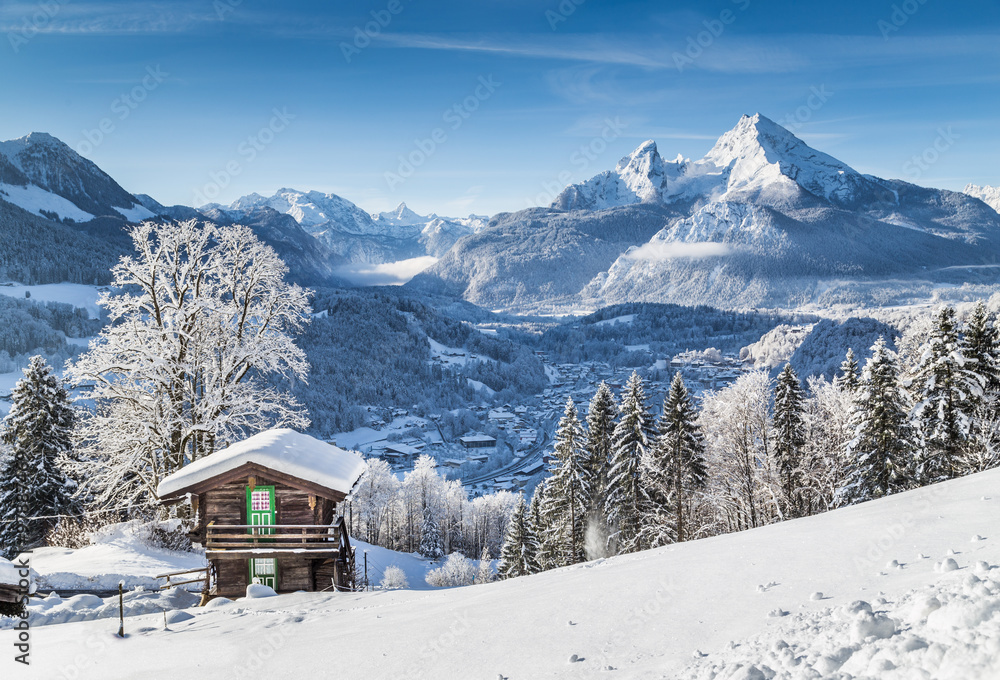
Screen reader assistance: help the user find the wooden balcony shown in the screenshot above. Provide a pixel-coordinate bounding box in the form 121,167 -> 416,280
204,517 -> 354,563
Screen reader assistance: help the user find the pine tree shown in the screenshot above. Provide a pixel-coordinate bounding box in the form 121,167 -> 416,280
961,301 -> 1000,475
839,338 -> 915,504
543,397 -> 589,566
0,356 -> 78,559
640,372 -> 706,546
584,382 -> 617,515
834,349 -> 860,394
773,364 -> 807,517
418,504 -> 444,559
963,301 -> 1000,405
497,495 -> 538,579
526,483 -> 546,572
605,371 -> 653,554
910,307 -> 983,482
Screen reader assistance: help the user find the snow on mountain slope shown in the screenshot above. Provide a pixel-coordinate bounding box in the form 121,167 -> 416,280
9,468 -> 1000,679
553,140 -> 724,211
554,114 -> 895,213
0,182 -> 95,222
227,188 -> 388,235
0,132 -> 149,220
706,113 -> 896,207
966,183 -> 1000,213
112,204 -> 155,222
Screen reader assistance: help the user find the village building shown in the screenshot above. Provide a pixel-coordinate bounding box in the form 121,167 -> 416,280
156,428 -> 367,599
459,433 -> 497,450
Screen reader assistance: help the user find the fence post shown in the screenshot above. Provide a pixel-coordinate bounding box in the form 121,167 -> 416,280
117,581 -> 124,638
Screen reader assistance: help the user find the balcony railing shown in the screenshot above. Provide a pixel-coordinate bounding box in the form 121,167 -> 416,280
205,517 -> 354,563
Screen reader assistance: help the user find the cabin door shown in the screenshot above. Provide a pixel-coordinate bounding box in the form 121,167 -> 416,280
247,486 -> 277,589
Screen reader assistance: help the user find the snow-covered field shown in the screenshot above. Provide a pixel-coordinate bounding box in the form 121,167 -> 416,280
3,468 -> 998,678
26,521 -> 208,593
0,282 -> 104,319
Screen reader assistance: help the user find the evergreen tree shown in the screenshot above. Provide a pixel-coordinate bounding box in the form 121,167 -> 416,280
839,338 -> 915,504
834,348 -> 860,394
526,483 -> 547,572
910,307 -> 983,482
497,495 -> 538,579
584,382 -> 617,515
640,372 -> 706,546
605,371 -> 653,554
0,356 -> 77,559
963,301 -> 1000,404
543,397 -> 589,566
773,364 -> 807,517
961,301 -> 1000,475
418,504 -> 444,559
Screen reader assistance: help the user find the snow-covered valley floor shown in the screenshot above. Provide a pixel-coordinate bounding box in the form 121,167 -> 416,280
5,469 -> 1000,679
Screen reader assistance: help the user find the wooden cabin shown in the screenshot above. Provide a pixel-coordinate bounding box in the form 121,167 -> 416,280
157,428 -> 367,599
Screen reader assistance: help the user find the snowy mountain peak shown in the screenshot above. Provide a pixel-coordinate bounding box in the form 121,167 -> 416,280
376,202 -> 425,226
705,113 -> 866,201
965,183 -> 1000,214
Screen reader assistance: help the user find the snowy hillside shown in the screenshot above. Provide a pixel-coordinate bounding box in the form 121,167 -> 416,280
0,133 -> 151,221
8,467 -> 1000,679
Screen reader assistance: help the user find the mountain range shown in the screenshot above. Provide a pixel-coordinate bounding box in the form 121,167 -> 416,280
411,114 -> 1000,311
1,116 -> 999,311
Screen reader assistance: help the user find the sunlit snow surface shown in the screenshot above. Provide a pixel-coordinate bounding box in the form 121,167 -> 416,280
4,468 -> 999,678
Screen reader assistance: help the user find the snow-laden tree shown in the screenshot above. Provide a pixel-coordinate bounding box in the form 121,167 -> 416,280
418,504 -> 444,559
962,301 -> 1000,402
526,483 -> 548,572
425,552 -> 476,587
839,337 -> 915,504
67,221 -> 311,509
497,495 -> 538,579
801,376 -> 854,511
640,372 -> 706,547
474,545 -> 494,584
960,302 -> 1000,474
543,397 -> 590,566
773,364 -> 807,517
0,356 -> 77,558
401,455 -> 445,553
834,348 -> 860,394
908,307 -> 983,483
605,371 -> 654,553
349,458 -> 400,546
584,381 -> 617,514
700,371 -> 777,532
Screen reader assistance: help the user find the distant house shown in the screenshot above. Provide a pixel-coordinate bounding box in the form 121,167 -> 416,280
459,434 -> 497,450
384,442 -> 420,457
157,429 -> 367,599
440,458 -> 465,469
488,410 -> 516,425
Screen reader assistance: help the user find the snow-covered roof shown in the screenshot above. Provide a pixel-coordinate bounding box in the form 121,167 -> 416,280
157,428 -> 367,500
459,434 -> 496,443
0,557 -> 22,588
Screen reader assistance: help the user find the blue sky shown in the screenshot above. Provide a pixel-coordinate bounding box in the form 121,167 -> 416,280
1,0 -> 998,216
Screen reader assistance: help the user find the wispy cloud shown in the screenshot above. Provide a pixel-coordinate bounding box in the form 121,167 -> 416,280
626,241 -> 732,261
334,256 -> 438,286
0,1 -> 220,35
370,31 -> 1000,75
